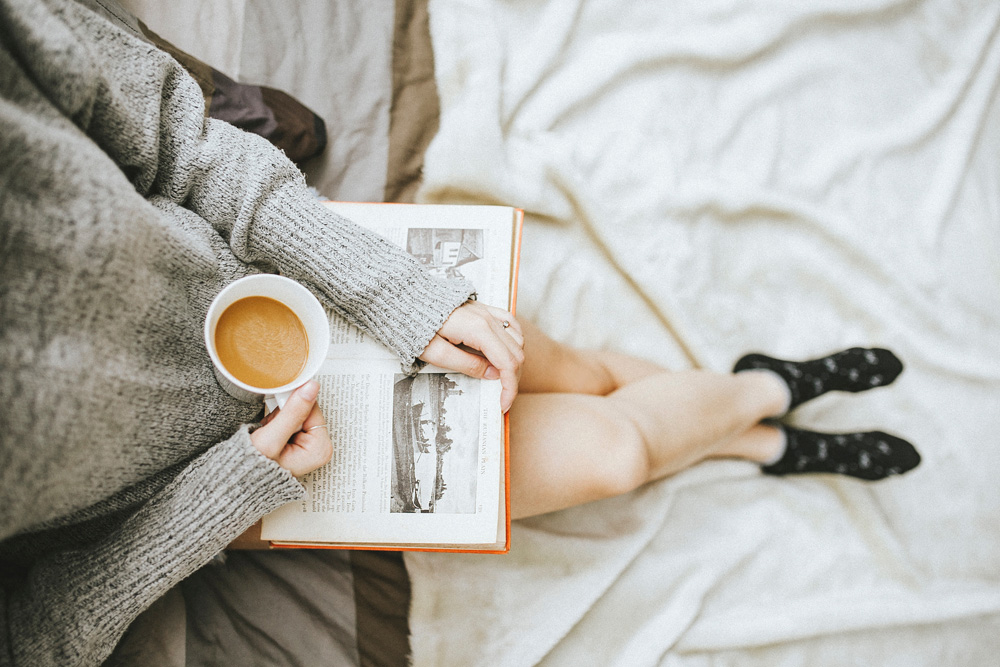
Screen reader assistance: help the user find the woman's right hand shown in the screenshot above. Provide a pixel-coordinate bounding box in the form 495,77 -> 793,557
419,300 -> 524,413
250,380 -> 332,476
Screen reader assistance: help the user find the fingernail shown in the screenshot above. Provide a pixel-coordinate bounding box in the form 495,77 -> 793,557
299,380 -> 319,401
484,366 -> 500,380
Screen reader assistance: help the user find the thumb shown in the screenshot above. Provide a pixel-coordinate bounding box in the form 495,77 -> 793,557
253,381 -> 320,459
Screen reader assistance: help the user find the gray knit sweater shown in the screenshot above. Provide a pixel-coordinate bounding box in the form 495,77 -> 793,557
0,0 -> 473,664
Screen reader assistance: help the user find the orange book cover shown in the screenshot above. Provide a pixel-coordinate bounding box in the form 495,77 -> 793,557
257,203 -> 523,554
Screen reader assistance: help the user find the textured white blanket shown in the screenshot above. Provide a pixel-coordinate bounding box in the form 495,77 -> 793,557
408,1 -> 1000,664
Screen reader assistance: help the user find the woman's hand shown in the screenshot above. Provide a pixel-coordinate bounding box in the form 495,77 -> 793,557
250,380 -> 332,476
419,301 -> 524,412
232,382 -> 330,550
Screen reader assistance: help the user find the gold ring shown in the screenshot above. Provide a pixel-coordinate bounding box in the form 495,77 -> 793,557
307,424 -> 329,432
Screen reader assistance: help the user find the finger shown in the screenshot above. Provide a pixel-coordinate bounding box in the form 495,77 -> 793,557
279,411 -> 333,476
483,305 -> 522,336
479,305 -> 524,347
275,437 -> 332,477
420,335 -> 493,378
432,304 -> 523,412
438,302 -> 519,349
474,306 -> 525,362
498,370 -> 519,414
299,400 -> 327,432
420,335 -> 517,411
457,320 -> 523,413
251,381 -> 319,459
448,305 -> 524,369
492,315 -> 525,359
504,325 -> 524,348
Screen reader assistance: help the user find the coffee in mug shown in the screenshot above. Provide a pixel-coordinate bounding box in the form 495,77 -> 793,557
214,296 -> 309,390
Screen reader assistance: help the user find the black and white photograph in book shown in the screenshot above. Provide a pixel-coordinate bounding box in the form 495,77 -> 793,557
390,373 -> 481,514
406,228 -> 486,285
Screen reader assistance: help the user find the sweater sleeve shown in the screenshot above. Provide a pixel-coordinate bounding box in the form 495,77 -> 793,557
0,430 -> 303,667
19,0 -> 474,370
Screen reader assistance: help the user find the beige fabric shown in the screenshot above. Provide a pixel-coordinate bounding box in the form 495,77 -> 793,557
384,0 -> 440,203
117,0 -> 246,76
119,0 -> 399,201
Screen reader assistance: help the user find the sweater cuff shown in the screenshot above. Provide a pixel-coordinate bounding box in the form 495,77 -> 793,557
7,428 -> 302,666
248,192 -> 476,372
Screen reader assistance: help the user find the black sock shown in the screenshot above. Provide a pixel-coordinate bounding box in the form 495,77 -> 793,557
762,425 -> 921,480
733,347 -> 904,411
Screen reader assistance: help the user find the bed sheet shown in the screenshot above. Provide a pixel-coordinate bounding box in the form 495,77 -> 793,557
406,1 -> 1000,665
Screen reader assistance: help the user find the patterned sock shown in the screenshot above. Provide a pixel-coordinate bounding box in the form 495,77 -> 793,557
733,347 -> 903,412
762,425 -> 921,480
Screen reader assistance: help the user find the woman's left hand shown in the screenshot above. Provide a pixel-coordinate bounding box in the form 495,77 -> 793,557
251,381 -> 332,476
419,301 -> 524,412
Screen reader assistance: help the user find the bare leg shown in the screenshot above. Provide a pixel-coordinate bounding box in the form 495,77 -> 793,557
510,327 -> 919,517
509,369 -> 788,519
518,320 -> 665,395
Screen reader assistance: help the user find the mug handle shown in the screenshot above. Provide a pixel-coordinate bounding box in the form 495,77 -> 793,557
264,389 -> 294,413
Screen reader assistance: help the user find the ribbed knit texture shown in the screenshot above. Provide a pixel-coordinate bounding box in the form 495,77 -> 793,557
0,0 -> 473,664
7,433 -> 303,666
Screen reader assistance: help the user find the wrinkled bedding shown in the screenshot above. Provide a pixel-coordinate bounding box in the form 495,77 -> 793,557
406,0 -> 1000,665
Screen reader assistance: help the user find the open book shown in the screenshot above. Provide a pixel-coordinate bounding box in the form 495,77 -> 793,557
260,202 -> 523,553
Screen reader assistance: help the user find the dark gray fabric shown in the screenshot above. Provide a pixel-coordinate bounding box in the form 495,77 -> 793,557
182,551 -> 361,667
351,551 -> 412,667
208,68 -> 329,165
105,590 -> 186,667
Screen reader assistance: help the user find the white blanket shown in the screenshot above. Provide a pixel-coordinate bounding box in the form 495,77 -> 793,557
407,1 -> 1000,664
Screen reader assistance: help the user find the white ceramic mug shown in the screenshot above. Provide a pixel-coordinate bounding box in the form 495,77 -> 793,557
204,274 -> 330,411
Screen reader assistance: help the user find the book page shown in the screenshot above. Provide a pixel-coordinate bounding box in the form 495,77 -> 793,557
321,203 -> 516,360
261,358 -> 504,545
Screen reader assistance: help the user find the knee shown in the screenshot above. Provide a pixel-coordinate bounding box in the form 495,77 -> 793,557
586,416 -> 651,499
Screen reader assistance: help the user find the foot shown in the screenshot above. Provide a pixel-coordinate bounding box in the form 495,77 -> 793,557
733,348 -> 904,412
762,425 -> 921,480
